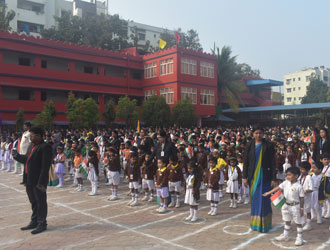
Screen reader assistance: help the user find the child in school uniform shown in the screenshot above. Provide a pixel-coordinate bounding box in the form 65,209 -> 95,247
54,146 -> 66,188
73,150 -> 84,192
125,152 -> 141,206
184,160 -> 201,222
204,157 -> 220,216
298,162 -> 313,231
4,137 -> 13,172
237,154 -> 249,204
320,153 -> 330,218
87,150 -> 99,196
264,167 -> 305,246
0,136 -> 5,170
105,147 -> 121,201
155,157 -> 170,213
168,154 -> 184,208
311,162 -> 324,224
141,152 -> 156,202
225,157 -> 242,208
212,150 -> 227,198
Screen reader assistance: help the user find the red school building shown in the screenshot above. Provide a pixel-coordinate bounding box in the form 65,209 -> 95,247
0,31 -> 280,127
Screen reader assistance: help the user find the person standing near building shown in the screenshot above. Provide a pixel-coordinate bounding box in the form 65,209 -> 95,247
243,127 -> 277,233
19,122 -> 32,178
13,127 -> 53,235
313,128 -> 330,164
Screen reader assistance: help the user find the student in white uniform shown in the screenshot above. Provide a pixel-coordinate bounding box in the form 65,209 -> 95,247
264,167 -> 305,246
19,122 -> 32,176
320,153 -> 330,218
311,162 -> 324,224
298,162 -> 313,231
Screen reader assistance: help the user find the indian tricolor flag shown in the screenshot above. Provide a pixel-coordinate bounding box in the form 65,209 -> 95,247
271,190 -> 286,210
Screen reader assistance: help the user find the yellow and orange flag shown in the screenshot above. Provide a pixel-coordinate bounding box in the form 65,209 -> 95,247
159,38 -> 167,49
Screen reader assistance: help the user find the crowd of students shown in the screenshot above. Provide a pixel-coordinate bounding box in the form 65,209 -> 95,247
1,124 -> 329,246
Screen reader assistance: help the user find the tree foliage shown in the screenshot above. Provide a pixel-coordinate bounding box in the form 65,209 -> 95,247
211,45 -> 247,113
159,28 -> 202,51
67,97 -> 100,128
237,63 -> 260,77
0,4 -> 15,31
66,91 -> 76,113
41,12 -> 130,50
141,95 -> 171,127
301,77 -> 329,104
116,96 -> 139,127
172,99 -> 197,128
33,101 -> 56,130
16,108 -> 24,132
103,98 -> 116,127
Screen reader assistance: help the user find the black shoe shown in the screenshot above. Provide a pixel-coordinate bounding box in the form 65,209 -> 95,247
31,224 -> 47,235
21,222 -> 37,231
20,182 -> 24,185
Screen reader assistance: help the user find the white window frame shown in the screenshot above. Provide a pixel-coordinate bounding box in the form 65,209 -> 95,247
181,87 -> 197,104
144,62 -> 157,79
160,58 -> 174,76
181,57 -> 197,75
200,89 -> 215,105
200,61 -> 214,78
144,89 -> 157,100
160,87 -> 174,104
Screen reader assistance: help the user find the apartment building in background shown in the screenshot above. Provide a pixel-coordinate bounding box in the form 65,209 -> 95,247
1,0 -> 171,49
284,66 -> 330,105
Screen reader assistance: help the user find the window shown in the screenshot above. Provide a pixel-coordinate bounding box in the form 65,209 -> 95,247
84,66 -> 93,74
293,87 -> 295,91
298,87 -> 301,90
160,87 -> 174,104
287,88 -> 291,93
287,97 -> 292,102
105,66 -> 126,78
293,78 -> 295,82
17,0 -> 44,13
17,21 -> 43,34
299,97 -> 302,100
41,57 -> 69,71
294,97 -> 296,101
19,90 -> 34,100
286,79 -> 291,84
144,62 -> 157,79
181,87 -> 197,104
200,89 -> 215,105
324,76 -> 328,82
131,70 -> 143,80
306,76 -> 310,81
200,61 -> 214,78
138,33 -> 146,41
75,62 -> 98,74
298,77 -> 301,81
160,58 -> 174,76
18,57 -> 31,66
144,89 -> 157,100
181,57 -> 197,75
0,0 -> 5,7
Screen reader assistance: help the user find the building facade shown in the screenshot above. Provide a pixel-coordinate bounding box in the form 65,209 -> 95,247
1,0 -> 170,49
0,31 -> 217,125
284,66 -> 330,105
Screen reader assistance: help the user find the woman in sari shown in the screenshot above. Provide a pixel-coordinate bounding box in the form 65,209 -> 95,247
243,127 -> 277,233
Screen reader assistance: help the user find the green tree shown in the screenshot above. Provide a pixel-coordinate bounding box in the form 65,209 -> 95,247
158,28 -> 202,51
67,98 -> 100,128
237,63 -> 261,77
41,12 -> 130,50
301,77 -> 329,104
66,91 -> 76,114
16,108 -> 24,132
103,98 -> 116,127
116,96 -> 139,127
172,99 -> 197,128
142,95 -> 171,127
0,4 -> 15,31
212,45 -> 247,113
33,101 -> 57,130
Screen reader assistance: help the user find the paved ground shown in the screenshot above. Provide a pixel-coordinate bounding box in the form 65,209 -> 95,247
0,170 -> 329,250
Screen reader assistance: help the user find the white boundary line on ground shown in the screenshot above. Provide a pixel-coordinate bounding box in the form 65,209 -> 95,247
0,196 -> 26,202
223,225 -> 252,236
0,223 -> 21,231
57,236 -> 107,250
0,239 -> 24,247
53,201 -> 193,250
231,224 -> 283,250
315,237 -> 330,250
172,211 -> 250,242
0,183 -> 25,193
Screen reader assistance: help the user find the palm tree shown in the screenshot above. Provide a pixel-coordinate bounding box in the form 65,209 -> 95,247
211,45 -> 247,113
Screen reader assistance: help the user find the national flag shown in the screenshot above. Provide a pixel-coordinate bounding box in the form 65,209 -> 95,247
175,32 -> 181,44
79,163 -> 88,180
159,38 -> 167,49
185,146 -> 193,159
270,190 -> 286,210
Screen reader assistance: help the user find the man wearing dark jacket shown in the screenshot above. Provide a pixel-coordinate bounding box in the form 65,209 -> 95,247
13,127 -> 52,235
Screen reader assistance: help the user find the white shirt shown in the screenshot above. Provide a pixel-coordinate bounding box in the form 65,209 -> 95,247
298,175 -> 313,192
322,164 -> 330,177
19,130 -> 31,155
279,180 -> 304,203
311,173 -> 322,191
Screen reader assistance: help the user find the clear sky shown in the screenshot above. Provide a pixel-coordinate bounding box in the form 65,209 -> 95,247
108,0 -> 330,81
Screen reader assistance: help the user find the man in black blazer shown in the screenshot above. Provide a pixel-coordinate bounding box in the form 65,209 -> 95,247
13,127 -> 52,235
